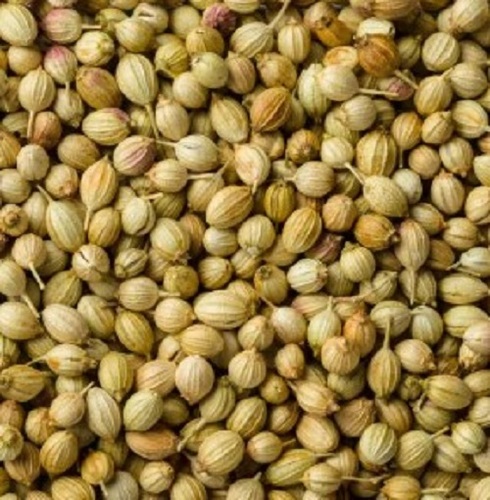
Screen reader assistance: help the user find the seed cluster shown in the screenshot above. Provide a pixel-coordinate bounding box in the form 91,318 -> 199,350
1,0 -> 490,499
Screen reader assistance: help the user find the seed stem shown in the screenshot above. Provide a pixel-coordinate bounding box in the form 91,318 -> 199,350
177,418 -> 206,451
430,425 -> 450,439
84,209 -> 92,232
382,317 -> 393,350
36,185 -> 53,203
27,111 -> 36,140
157,140 -> 176,148
407,268 -> 417,305
21,293 -> 40,318
343,163 -> 364,184
260,295 -> 276,309
145,103 -> 160,141
268,0 -> 292,30
343,473 -> 389,483
100,482 -> 108,498
394,70 -> 419,90
29,263 -> 45,290
281,438 -> 297,448
188,172 -> 217,180
80,381 -> 95,396
359,88 -> 399,98
158,291 -> 181,298
142,192 -> 163,201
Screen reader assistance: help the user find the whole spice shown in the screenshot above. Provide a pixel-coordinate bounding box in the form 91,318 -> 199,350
0,0 -> 490,496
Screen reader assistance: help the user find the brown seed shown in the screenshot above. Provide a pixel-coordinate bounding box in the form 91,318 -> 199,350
81,450 -> 115,486
250,87 -> 292,132
282,207 -> 322,254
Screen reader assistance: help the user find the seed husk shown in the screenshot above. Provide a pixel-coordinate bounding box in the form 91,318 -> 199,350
358,422 -> 398,467
86,387 -> 122,441
2,0 -> 490,495
40,430 -> 79,475
196,429 -> 244,476
423,375 -> 473,410
175,355 -> 215,405
265,448 -> 316,487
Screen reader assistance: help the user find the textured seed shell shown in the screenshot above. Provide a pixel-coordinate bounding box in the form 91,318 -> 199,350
230,22 -> 274,58
18,68 -> 56,113
451,421 -> 487,455
301,462 -> 343,495
265,449 -> 317,487
125,425 -> 179,461
136,359 -> 176,397
206,186 -> 253,229
39,430 -> 78,475
432,434 -> 471,473
210,94 -> 249,143
86,387 -> 122,441
438,273 -> 488,305
282,207 -> 322,254
76,67 -> 122,110
0,365 -> 46,402
175,355 -> 215,405
358,422 -> 398,466
0,302 -> 42,341
98,352 -> 134,402
82,108 -> 131,146
226,396 -> 267,438
463,320 -> 490,356
0,5 -> 38,46
150,218 -> 190,261
228,349 -> 267,389
194,290 -> 250,329
250,87 -> 292,132
80,157 -> 118,216
363,175 -> 409,217
227,477 -> 264,500
116,54 -> 158,106
51,476 -> 95,500
170,473 -> 207,500
179,324 -> 225,358
46,199 -> 85,252
196,430 -> 245,476
424,375 -> 473,410
297,414 -> 340,453
199,377 -> 236,423
115,310 -> 155,356
394,219 -> 430,271
293,380 -> 339,416
367,348 -> 401,399
77,295 -> 116,340
123,390 -> 164,432
41,304 -> 89,344
395,429 -> 433,470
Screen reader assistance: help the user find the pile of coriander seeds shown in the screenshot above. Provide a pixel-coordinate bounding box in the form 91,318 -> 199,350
2,0 -> 490,498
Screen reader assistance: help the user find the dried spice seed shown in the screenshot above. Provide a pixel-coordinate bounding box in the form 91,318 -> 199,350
0,0 -> 490,495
